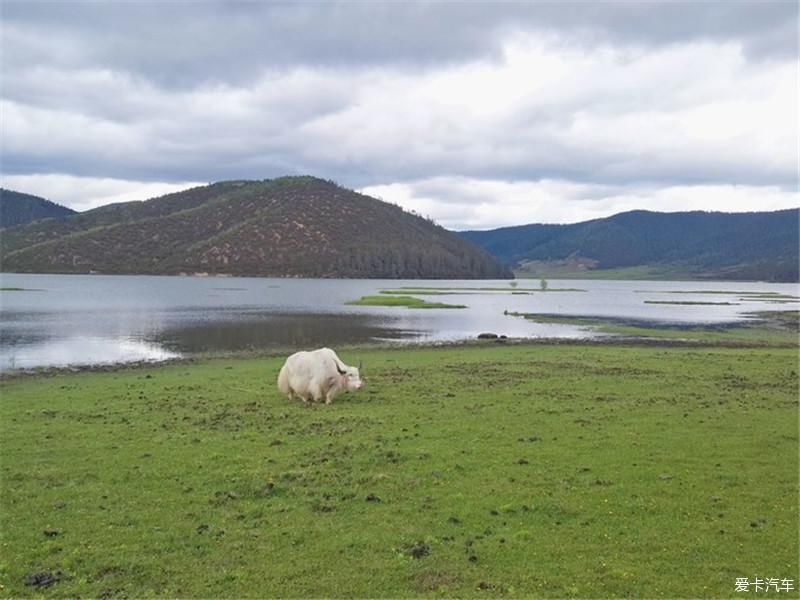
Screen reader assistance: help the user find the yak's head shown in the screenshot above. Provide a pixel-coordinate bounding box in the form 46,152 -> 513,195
335,360 -> 363,391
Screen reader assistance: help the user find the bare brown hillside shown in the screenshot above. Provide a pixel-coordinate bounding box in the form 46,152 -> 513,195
1,177 -> 511,279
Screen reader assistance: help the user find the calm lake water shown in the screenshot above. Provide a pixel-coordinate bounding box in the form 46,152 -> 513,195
1,273 -> 797,371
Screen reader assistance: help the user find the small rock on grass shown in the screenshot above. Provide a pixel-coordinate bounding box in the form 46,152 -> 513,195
403,541 -> 430,559
24,572 -> 62,589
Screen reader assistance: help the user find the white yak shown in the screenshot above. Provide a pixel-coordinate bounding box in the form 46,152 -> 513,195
277,347 -> 363,404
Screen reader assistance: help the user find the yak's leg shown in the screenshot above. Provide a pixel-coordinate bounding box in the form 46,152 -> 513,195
324,389 -> 337,405
308,381 -> 324,403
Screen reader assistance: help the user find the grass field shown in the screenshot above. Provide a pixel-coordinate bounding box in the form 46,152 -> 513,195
2,343 -> 798,598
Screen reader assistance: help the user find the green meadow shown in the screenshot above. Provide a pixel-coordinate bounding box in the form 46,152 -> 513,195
2,342 -> 798,598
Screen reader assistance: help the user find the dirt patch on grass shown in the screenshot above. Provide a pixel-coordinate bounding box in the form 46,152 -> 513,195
413,571 -> 462,592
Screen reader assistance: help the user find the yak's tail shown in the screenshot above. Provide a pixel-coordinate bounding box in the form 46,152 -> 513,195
277,364 -> 290,397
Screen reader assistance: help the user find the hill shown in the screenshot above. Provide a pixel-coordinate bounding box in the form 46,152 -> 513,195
459,209 -> 800,282
0,177 -> 510,279
0,189 -> 77,228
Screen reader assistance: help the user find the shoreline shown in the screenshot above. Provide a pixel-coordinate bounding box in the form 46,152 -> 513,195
3,270 -> 798,283
2,330 -> 797,382
2,310 -> 795,381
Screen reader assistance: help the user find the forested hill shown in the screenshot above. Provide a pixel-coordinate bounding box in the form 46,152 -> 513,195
0,189 -> 77,228
459,209 -> 800,282
0,177 -> 510,279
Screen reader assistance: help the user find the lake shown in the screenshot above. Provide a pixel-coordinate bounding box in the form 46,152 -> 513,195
1,273 -> 797,371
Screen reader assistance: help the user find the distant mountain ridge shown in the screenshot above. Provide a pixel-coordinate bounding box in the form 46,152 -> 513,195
0,189 -> 77,228
459,209 -> 800,282
0,177 -> 510,279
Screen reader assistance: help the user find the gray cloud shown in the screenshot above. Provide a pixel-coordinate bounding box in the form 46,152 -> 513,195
3,1 -> 795,88
0,1 -> 797,223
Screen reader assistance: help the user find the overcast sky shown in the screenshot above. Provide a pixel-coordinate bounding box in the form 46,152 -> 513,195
1,1 -> 798,229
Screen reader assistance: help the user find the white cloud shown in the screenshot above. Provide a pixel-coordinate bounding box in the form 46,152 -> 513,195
361,177 -> 800,230
0,174 -> 204,211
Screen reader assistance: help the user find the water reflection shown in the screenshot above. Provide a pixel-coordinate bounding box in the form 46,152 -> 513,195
156,313 -> 419,353
1,336 -> 180,371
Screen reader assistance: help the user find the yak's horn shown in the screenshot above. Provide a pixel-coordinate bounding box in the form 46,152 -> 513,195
334,362 -> 346,375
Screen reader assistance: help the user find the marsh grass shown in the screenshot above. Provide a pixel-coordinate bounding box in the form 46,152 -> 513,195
635,291 -> 800,304
515,264 -> 694,280
647,291 -> 798,298
392,286 -> 586,293
378,290 -> 473,296
347,295 -> 467,309
2,343 -> 798,598
643,300 -> 739,306
506,311 -> 799,347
